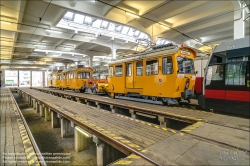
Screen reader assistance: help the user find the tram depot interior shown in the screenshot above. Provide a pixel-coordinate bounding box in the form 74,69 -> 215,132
0,0 -> 250,166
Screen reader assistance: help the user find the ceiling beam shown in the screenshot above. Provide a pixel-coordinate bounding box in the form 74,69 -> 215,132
103,0 -> 124,16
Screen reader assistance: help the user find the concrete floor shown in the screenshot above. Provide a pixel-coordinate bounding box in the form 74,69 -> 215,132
13,93 -> 97,166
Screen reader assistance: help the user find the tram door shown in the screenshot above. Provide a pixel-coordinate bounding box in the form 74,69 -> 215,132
133,61 -> 143,88
126,63 -> 133,88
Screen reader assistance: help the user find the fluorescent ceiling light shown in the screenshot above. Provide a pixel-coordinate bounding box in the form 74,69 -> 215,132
160,24 -> 169,29
34,49 -> 85,56
64,47 -> 74,50
45,29 -> 62,34
85,36 -> 96,39
1,21 -> 12,25
125,12 -> 139,18
34,45 -> 47,47
1,41 -> 10,43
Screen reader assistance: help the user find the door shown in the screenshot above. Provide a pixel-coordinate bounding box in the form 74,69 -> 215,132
225,61 -> 249,114
134,61 -> 143,88
204,64 -> 225,111
126,63 -> 133,88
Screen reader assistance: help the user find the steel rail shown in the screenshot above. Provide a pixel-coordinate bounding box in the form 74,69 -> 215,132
10,90 -> 47,166
31,87 -> 198,124
18,88 -> 161,166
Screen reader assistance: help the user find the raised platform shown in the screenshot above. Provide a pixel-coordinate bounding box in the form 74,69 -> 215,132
17,88 -> 250,165
0,88 -> 41,166
31,87 -> 249,131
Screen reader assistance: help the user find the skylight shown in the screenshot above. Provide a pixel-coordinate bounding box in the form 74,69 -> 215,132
156,38 -> 173,46
57,11 -> 151,43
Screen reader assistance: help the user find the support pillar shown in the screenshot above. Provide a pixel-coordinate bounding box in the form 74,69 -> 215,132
158,116 -> 170,127
42,71 -> 45,87
30,71 -> 32,87
89,56 -> 93,68
40,104 -> 45,117
45,107 -> 51,121
93,135 -> 125,166
36,102 -> 40,113
74,126 -> 94,152
76,98 -> 81,103
111,48 -> 117,59
96,102 -> 100,109
129,109 -> 137,119
61,117 -> 74,138
51,111 -> 60,128
32,99 -> 36,110
110,105 -> 117,113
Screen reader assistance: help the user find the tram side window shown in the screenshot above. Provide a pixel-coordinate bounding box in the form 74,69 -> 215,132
225,62 -> 247,86
78,72 -> 90,79
162,57 -> 173,74
205,65 -> 224,86
115,65 -> 123,77
126,63 -> 132,76
146,60 -> 158,75
109,66 -> 113,77
58,75 -> 61,80
136,61 -> 143,76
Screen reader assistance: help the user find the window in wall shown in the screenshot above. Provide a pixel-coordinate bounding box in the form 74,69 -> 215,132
115,65 -> 123,77
121,26 -> 129,34
101,21 -> 109,29
136,61 -> 143,76
92,19 -> 102,28
109,66 -> 113,77
74,14 -> 85,24
226,61 -> 247,86
5,70 -> 18,87
32,71 -> 43,87
162,57 -> 173,74
126,63 -> 132,76
84,16 -> 92,24
64,12 -> 74,20
19,71 -> 30,87
115,25 -> 122,32
146,60 -> 158,75
128,28 -> 135,36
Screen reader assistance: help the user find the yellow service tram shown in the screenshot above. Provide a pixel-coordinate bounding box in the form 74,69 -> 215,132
108,44 -> 197,105
49,66 -> 108,93
48,70 -> 62,88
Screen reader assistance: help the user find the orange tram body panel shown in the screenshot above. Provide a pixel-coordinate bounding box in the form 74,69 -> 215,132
108,45 -> 197,105
48,71 -> 62,88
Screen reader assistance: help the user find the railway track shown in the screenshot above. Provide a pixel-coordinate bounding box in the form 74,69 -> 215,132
28,88 -> 250,152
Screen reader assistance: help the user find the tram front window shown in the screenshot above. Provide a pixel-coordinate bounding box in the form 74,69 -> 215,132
177,56 -> 194,74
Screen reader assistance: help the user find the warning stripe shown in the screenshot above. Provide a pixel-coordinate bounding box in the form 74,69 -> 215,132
16,119 -> 40,166
181,121 -> 204,132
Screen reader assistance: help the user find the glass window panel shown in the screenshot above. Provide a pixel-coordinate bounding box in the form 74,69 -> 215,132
5,70 -> 18,87
64,12 -> 74,19
134,30 -> 140,37
84,16 -> 92,24
32,71 -> 43,86
177,56 -> 195,74
108,23 -> 115,31
126,63 -> 132,76
109,66 -> 113,77
115,65 -> 123,77
121,26 -> 129,34
146,60 -> 158,75
138,33 -> 146,39
162,57 -> 173,74
136,61 -> 143,76
226,62 -> 247,85
101,21 -> 109,28
92,19 -> 102,28
19,71 -> 31,87
74,14 -> 85,24
127,28 -> 135,36
115,25 -> 122,32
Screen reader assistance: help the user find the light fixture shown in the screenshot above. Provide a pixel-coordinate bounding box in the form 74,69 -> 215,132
1,21 -> 12,25
85,36 -> 96,40
75,29 -> 78,34
1,41 -> 10,43
75,126 -> 91,137
160,24 -> 169,29
72,54 -> 74,56
45,29 -> 62,34
34,45 -> 47,47
64,47 -> 74,50
125,12 -> 139,18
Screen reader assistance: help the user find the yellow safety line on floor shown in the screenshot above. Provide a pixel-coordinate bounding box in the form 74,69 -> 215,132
181,121 -> 204,132
16,119 -> 40,166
